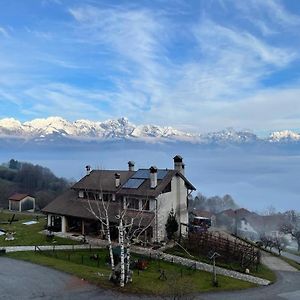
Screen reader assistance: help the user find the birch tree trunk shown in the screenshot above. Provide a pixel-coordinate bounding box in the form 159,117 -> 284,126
106,215 -> 115,272
119,218 -> 125,287
125,240 -> 131,283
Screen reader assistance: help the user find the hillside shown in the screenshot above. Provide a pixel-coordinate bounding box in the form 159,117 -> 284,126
0,159 -> 70,210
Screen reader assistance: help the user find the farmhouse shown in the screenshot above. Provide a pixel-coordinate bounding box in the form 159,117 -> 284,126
9,193 -> 35,212
43,156 -> 196,242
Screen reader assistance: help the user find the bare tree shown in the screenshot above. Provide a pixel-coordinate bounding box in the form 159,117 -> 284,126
85,191 -> 115,273
83,169 -> 116,276
120,196 -> 155,285
280,210 -> 300,252
273,236 -> 288,256
86,191 -> 155,287
259,234 -> 274,251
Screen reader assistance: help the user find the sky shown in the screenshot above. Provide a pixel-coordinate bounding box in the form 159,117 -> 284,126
1,0 -> 300,134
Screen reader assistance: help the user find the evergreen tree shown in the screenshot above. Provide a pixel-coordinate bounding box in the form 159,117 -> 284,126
165,209 -> 179,240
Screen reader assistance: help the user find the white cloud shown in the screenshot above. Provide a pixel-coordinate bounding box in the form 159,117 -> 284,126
65,4 -> 300,133
22,83 -> 112,121
233,0 -> 300,32
1,1 -> 300,134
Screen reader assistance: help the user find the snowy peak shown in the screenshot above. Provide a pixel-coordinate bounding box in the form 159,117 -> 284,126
0,116 -> 196,141
269,130 -> 300,142
0,116 -> 300,144
202,128 -> 258,144
24,117 -> 75,136
0,118 -> 24,135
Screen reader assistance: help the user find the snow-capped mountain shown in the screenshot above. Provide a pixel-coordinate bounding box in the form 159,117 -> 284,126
202,128 -> 258,144
269,130 -> 300,142
0,116 -> 299,144
0,116 -> 196,141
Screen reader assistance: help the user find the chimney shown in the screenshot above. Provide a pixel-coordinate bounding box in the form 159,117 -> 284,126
85,165 -> 91,175
181,163 -> 185,176
128,161 -> 135,171
115,173 -> 121,188
173,155 -> 184,174
149,166 -> 158,189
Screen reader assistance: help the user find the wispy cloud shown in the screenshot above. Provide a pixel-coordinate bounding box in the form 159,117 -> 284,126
22,83 -> 112,120
0,0 -> 300,133
0,26 -> 9,38
67,2 -> 299,132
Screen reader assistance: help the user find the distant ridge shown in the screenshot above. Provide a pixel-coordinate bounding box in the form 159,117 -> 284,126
0,116 -> 299,144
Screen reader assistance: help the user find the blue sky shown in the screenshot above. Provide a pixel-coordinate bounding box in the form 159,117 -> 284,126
1,0 -> 300,134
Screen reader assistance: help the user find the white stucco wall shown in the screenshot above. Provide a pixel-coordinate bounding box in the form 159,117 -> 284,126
156,176 -> 188,241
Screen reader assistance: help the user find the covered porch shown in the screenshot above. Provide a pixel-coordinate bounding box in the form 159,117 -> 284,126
47,214 -> 100,236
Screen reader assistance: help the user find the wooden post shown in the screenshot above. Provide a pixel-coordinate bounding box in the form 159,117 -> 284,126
82,220 -> 85,235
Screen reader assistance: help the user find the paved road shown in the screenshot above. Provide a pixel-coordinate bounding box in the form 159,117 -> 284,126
0,257 -> 145,300
197,253 -> 300,300
282,251 -> 300,264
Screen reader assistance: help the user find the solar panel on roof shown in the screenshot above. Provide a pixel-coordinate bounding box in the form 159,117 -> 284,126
157,170 -> 168,179
132,169 -> 169,180
132,169 -> 149,179
122,178 -> 145,189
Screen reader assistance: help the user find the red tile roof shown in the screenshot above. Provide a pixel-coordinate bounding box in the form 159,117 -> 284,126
9,193 -> 30,201
191,210 -> 214,218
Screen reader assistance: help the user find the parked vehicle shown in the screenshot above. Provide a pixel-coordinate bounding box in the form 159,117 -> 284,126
189,216 -> 211,233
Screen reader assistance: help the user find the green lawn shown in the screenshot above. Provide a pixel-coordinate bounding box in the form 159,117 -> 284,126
6,249 -> 257,295
165,246 -> 276,282
0,210 -> 77,246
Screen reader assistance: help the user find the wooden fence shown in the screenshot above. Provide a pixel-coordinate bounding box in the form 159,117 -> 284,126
182,232 -> 261,270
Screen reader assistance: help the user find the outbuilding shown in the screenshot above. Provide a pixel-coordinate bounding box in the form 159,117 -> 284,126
9,193 -> 35,212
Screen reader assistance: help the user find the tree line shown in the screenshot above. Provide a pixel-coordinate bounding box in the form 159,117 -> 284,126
189,193 -> 239,213
0,159 -> 70,210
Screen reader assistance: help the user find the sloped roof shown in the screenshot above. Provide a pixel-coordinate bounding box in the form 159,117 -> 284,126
42,189 -> 154,226
9,193 -> 31,201
119,169 -> 195,197
72,170 -> 134,192
43,166 -> 195,223
190,210 -> 215,218
72,168 -> 196,198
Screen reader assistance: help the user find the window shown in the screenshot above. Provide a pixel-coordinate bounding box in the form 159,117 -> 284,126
127,197 -> 139,210
84,191 -> 97,200
100,193 -> 112,201
141,199 -> 150,211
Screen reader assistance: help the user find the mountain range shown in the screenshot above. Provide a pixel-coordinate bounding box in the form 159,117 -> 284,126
0,116 -> 300,144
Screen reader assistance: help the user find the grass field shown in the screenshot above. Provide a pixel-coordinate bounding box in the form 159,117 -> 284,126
0,210 -> 77,246
165,246 -> 276,282
6,248 -> 257,295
